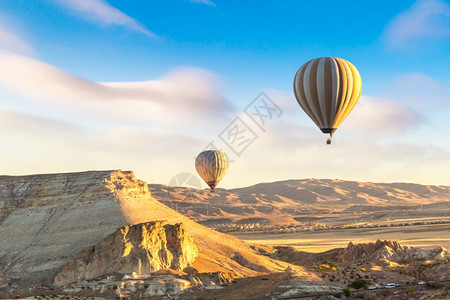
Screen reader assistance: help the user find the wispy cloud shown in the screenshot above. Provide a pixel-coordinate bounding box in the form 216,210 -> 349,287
0,51 -> 232,180
384,0 -> 450,49
53,0 -> 156,37
225,91 -> 449,186
0,107 -> 204,179
0,19 -> 35,55
387,72 -> 449,110
341,96 -> 424,138
0,51 -> 233,129
0,51 -> 234,136
259,91 -> 424,139
190,0 -> 216,7
224,117 -> 450,187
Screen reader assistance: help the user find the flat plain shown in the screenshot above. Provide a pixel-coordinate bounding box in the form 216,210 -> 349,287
232,223 -> 450,252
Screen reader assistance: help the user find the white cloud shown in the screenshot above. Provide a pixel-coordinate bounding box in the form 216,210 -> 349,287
0,19 -> 35,55
190,0 -> 216,6
387,73 -> 449,109
0,47 -> 239,185
341,96 -> 424,138
0,108 -> 84,139
0,108 -> 205,181
0,75 -> 448,186
219,90 -> 450,187
261,91 -> 424,139
384,0 -> 450,49
0,50 -> 234,129
53,0 -> 156,37
225,114 -> 450,187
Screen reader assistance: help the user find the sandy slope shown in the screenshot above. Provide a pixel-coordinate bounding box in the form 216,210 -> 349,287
105,171 -> 313,277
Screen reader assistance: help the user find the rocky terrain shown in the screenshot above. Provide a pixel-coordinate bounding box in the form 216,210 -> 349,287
0,170 -> 320,299
0,170 -> 449,299
54,221 -> 198,286
262,239 -> 450,297
149,179 -> 450,228
336,240 -> 450,265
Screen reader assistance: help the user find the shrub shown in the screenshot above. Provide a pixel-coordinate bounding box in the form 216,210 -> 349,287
426,281 -> 444,289
343,288 -> 351,297
350,279 -> 369,290
406,286 -> 414,294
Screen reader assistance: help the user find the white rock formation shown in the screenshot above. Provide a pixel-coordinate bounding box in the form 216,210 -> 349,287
54,221 -> 198,285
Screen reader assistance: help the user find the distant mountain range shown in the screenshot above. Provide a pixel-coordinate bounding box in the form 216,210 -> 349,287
148,179 -> 450,226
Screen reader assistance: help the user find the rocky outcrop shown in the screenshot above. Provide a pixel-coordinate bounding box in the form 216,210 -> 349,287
54,221 -> 197,285
337,240 -> 450,264
0,170 -> 138,283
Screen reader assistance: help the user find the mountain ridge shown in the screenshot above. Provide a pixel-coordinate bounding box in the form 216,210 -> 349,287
149,178 -> 450,226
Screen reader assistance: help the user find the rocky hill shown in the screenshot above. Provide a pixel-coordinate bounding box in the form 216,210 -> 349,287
149,179 -> 450,226
0,170 -> 316,297
336,240 -> 450,264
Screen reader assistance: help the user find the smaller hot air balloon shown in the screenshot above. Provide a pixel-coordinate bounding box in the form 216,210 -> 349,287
195,150 -> 229,192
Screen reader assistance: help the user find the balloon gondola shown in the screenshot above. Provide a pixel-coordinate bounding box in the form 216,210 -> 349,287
293,57 -> 362,144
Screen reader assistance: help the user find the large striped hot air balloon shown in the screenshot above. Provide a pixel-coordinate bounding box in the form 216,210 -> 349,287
293,57 -> 362,144
195,150 -> 229,192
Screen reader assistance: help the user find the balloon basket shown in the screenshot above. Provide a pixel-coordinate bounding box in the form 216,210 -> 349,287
326,138 -> 332,145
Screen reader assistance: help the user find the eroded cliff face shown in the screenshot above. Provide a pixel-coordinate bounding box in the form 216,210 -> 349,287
54,221 -> 198,285
0,170 -> 150,283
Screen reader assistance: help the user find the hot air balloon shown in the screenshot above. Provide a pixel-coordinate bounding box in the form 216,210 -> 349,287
195,150 -> 229,192
293,57 -> 362,144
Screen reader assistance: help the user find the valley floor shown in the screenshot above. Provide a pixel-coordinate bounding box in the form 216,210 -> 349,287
231,223 -> 450,252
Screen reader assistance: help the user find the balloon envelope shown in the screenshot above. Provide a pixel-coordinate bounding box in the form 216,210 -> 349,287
195,150 -> 229,191
293,57 -> 362,137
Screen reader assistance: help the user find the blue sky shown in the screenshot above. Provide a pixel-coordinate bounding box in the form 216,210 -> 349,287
0,0 -> 449,188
